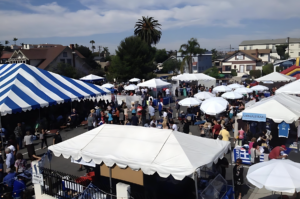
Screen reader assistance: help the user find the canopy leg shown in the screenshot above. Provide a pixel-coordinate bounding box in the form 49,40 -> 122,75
194,171 -> 198,199
230,148 -> 235,199
109,167 -> 112,199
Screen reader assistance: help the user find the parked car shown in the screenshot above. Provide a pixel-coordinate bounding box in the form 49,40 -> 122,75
241,75 -> 250,81
250,81 -> 259,87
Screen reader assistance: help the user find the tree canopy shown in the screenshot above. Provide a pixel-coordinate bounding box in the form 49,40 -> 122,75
160,58 -> 181,74
276,44 -> 288,59
262,63 -> 274,75
154,48 -> 169,63
108,36 -> 156,81
51,62 -> 82,79
134,16 -> 162,46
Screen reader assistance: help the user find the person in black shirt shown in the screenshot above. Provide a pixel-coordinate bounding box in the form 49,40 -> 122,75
131,113 -> 139,126
53,131 -> 62,145
217,156 -> 229,180
233,159 -> 244,199
141,107 -> 147,126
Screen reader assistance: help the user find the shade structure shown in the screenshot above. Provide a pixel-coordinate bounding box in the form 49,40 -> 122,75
102,83 -> 114,88
250,85 -> 269,92
234,87 -> 253,94
49,124 -> 230,180
129,78 -> 141,82
124,84 -> 138,91
276,79 -> 300,94
212,85 -> 232,93
221,92 -> 243,100
237,93 -> 300,123
80,74 -> 104,81
0,64 -> 107,116
137,78 -> 171,88
255,72 -> 296,82
194,92 -> 215,100
200,97 -> 229,115
178,97 -> 202,106
172,73 -> 215,81
227,83 -> 244,89
247,159 -> 300,193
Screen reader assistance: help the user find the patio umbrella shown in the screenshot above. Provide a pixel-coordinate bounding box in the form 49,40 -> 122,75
234,87 -> 253,94
124,84 -> 138,91
178,97 -> 202,106
221,92 -> 243,100
247,159 -> 300,193
227,83 -> 244,89
213,85 -> 232,93
250,85 -> 269,92
194,92 -> 215,100
129,78 -> 141,82
200,97 -> 228,115
102,83 -> 114,88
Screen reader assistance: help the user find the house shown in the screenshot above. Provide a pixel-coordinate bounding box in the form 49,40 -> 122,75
177,51 -> 212,73
221,49 -> 271,76
239,38 -> 300,59
0,51 -> 13,64
7,44 -> 90,74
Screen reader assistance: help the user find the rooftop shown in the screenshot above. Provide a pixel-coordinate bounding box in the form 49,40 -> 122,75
240,38 -> 300,46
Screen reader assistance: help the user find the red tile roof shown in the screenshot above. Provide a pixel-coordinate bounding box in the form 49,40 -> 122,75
0,51 -> 13,59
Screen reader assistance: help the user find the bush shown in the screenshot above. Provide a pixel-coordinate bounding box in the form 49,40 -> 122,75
231,69 -> 237,76
250,70 -> 261,78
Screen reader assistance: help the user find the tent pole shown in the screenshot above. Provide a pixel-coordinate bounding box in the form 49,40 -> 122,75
194,171 -> 198,199
109,167 -> 112,199
230,148 -> 235,199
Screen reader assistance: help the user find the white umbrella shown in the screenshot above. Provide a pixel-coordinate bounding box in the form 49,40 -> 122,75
227,83 -> 244,89
234,87 -> 253,94
80,74 -> 104,81
213,85 -> 232,93
124,84 -> 138,91
129,78 -> 141,82
178,97 -> 202,106
247,159 -> 300,193
194,92 -> 215,100
250,85 -> 269,92
221,92 -> 243,99
200,97 -> 228,115
102,83 -> 114,88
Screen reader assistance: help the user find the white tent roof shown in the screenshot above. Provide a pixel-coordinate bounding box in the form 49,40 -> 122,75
80,74 -> 104,81
129,78 -> 141,82
124,84 -> 138,91
213,85 -> 232,93
227,83 -> 244,89
137,78 -> 171,88
275,79 -> 300,94
237,93 -> 300,123
255,72 -> 296,82
172,73 -> 215,81
194,92 -> 215,100
250,85 -> 269,92
48,124 -> 230,180
102,83 -> 114,88
221,92 -> 243,99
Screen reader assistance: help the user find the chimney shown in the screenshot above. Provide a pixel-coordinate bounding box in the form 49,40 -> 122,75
70,44 -> 75,50
256,49 -> 258,58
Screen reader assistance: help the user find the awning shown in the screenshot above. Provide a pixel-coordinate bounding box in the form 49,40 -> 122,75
255,72 -> 296,82
49,124 -> 230,180
137,78 -> 171,88
275,79 -> 300,94
0,64 -> 107,115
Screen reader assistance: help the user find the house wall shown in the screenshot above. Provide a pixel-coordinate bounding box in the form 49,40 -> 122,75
288,43 -> 300,58
222,53 -> 257,76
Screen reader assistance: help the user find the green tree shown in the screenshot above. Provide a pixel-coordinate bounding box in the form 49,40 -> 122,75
161,59 -> 181,74
108,36 -> 156,81
179,38 -> 205,73
208,65 -> 219,78
262,63 -> 274,75
76,45 -> 93,58
249,70 -> 261,78
134,16 -> 162,46
231,69 -> 237,76
51,62 -> 77,78
211,48 -> 219,61
13,38 -> 18,45
154,48 -> 169,63
284,53 -> 290,60
5,40 -> 9,46
90,40 -> 95,52
276,44 -> 288,59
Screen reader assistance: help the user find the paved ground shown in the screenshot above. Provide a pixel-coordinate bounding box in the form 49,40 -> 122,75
18,98 -> 300,199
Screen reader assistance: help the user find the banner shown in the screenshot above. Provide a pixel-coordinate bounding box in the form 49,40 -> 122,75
242,112 -> 266,122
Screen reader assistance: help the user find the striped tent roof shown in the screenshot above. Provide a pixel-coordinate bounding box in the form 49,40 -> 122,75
0,64 -> 108,116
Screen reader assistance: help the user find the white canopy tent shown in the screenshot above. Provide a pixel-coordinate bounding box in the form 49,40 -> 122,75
49,124 -> 230,181
237,93 -> 300,123
255,72 -> 296,82
124,84 -> 138,91
172,73 -> 216,88
80,74 -> 104,81
275,79 -> 300,94
137,78 -> 171,88
129,78 -> 141,82
194,92 -> 215,100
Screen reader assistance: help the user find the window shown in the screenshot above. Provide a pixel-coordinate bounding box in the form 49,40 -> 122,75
244,46 -> 247,50
266,45 -> 269,49
246,65 -> 253,71
60,59 -> 65,63
249,46 -> 252,50
67,59 -> 72,65
236,54 -> 244,60
63,52 -> 67,57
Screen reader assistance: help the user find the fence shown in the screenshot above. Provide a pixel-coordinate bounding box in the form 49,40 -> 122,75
41,168 -> 116,199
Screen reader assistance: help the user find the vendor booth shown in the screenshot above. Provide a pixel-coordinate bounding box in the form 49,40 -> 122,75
49,124 -> 232,199
255,72 -> 296,82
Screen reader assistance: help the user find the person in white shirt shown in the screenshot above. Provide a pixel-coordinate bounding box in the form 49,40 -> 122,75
148,104 -> 155,119
165,88 -> 170,97
150,117 -> 157,127
170,121 -> 178,131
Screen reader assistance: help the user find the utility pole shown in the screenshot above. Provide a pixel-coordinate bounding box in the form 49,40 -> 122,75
98,46 -> 102,57
287,37 -> 290,57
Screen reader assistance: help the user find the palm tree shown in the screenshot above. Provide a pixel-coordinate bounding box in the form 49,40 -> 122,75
134,16 -> 162,46
5,40 -> 9,46
90,40 -> 95,52
179,38 -> 204,73
13,38 -> 18,45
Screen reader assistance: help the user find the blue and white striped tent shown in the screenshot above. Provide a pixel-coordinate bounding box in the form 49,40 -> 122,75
0,64 -> 109,115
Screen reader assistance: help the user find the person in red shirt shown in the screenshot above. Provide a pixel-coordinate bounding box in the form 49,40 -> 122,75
212,120 -> 221,139
269,145 -> 287,160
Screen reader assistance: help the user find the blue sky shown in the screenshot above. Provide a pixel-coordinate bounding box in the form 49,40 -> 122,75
1,0 -> 300,54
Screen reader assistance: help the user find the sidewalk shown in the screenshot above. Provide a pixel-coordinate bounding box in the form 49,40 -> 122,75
248,187 -> 294,199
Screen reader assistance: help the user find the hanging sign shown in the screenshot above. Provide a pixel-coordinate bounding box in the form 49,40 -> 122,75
32,174 -> 44,186
242,112 -> 266,122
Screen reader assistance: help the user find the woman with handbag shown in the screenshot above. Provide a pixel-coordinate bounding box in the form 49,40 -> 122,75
250,142 -> 261,164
